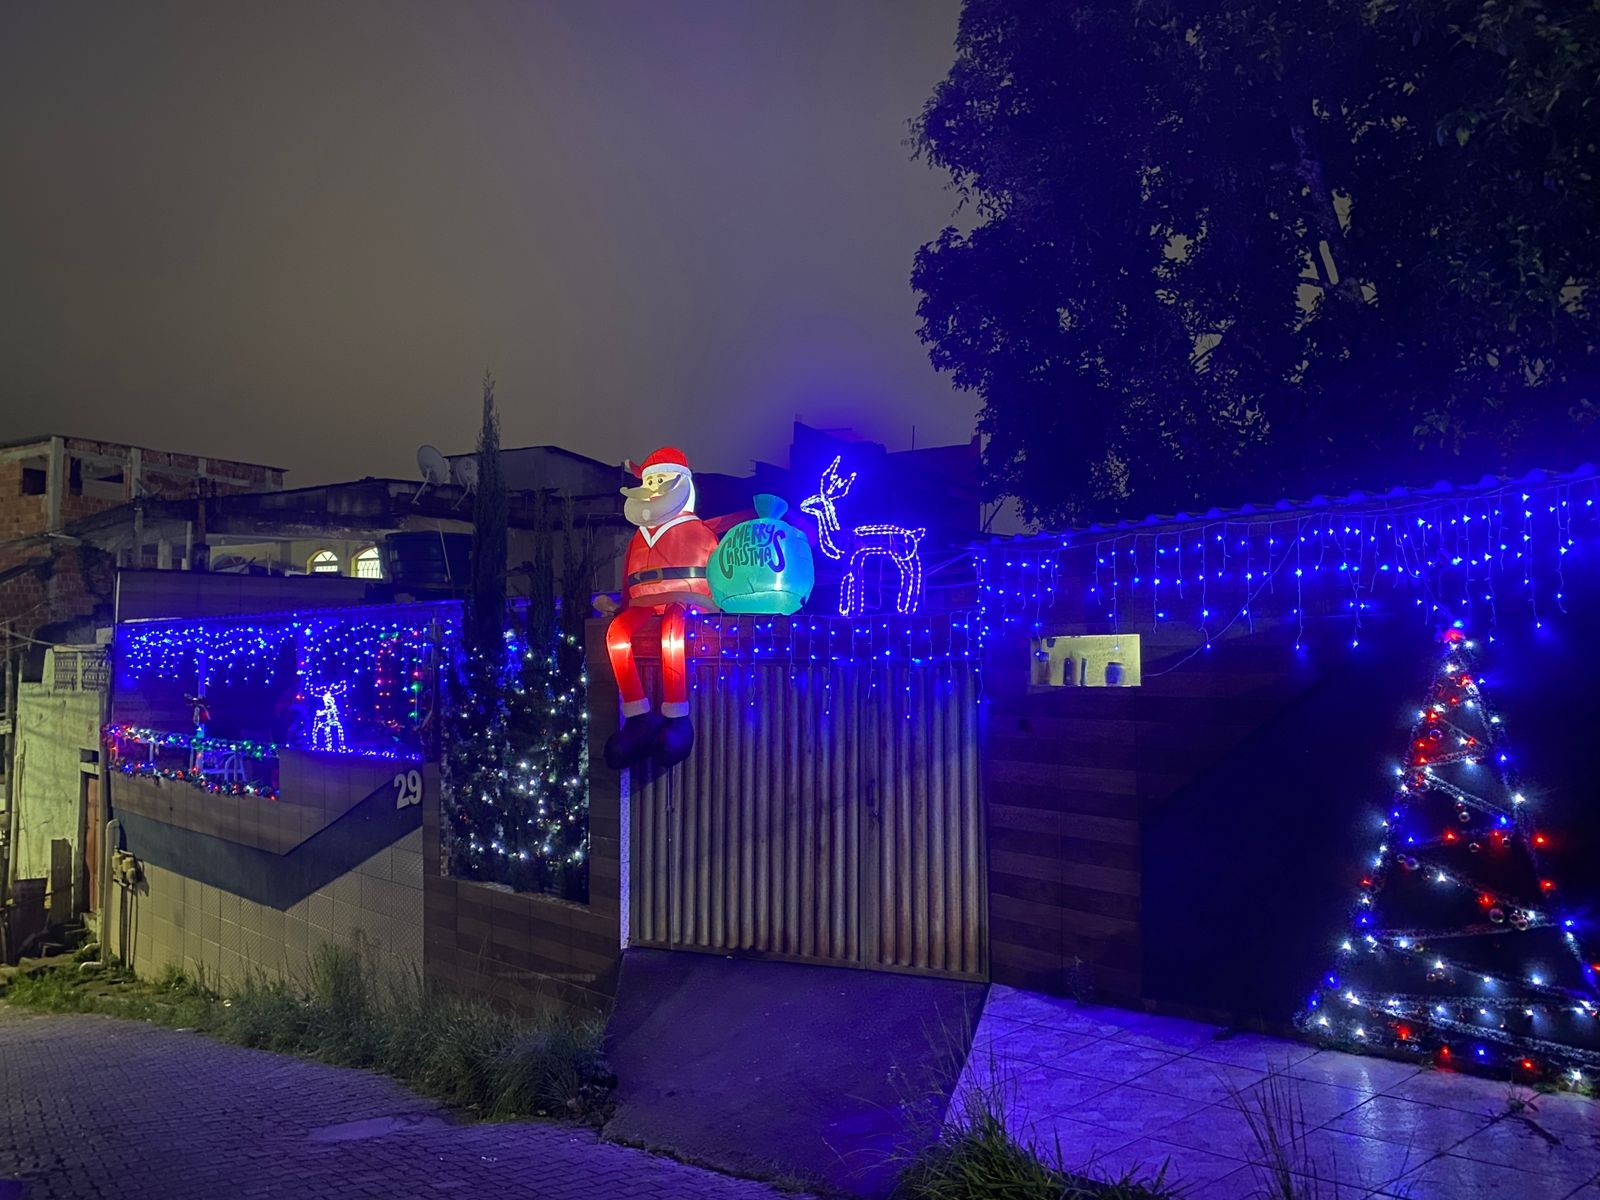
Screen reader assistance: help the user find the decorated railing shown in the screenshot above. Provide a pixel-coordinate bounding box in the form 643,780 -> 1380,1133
107,601 -> 460,800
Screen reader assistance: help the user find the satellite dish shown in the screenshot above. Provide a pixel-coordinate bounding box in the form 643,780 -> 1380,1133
451,455 -> 479,493
417,445 -> 449,484
414,444 -> 449,505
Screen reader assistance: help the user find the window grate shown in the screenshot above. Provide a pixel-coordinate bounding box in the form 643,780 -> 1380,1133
52,652 -> 79,691
80,651 -> 110,691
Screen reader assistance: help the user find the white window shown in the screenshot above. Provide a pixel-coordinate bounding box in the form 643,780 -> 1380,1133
1030,634 -> 1142,688
308,549 -> 341,575
353,546 -> 382,580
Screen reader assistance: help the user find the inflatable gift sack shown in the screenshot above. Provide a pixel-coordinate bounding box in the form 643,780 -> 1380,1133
710,494 -> 814,615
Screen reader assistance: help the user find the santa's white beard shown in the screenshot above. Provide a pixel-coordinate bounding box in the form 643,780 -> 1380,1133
623,473 -> 693,527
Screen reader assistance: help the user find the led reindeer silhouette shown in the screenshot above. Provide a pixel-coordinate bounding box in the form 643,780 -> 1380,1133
800,456 -> 926,616
309,681 -> 348,753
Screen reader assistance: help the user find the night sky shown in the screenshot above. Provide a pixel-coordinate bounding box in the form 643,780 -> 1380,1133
0,1 -> 968,484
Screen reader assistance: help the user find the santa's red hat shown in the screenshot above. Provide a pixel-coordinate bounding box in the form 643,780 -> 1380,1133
631,446 -> 692,479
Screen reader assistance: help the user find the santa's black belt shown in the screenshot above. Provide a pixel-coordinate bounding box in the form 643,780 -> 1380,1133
627,567 -> 708,587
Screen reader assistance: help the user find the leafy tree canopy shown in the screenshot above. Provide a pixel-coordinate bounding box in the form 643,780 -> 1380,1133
913,0 -> 1600,526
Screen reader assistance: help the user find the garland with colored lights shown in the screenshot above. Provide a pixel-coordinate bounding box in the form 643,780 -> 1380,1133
1298,627 -> 1600,1087
107,724 -> 281,759
115,760 -> 279,801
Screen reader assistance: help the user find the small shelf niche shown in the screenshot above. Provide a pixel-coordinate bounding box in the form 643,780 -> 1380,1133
1030,633 -> 1142,688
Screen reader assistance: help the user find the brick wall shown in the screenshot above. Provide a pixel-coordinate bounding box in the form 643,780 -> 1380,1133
0,545 -> 113,637
0,436 -> 281,635
0,459 -> 49,550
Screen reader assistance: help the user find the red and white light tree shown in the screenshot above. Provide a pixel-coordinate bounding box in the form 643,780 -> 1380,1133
1301,626 -> 1600,1086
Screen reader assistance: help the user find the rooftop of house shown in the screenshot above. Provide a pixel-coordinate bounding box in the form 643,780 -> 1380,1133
444,443 -> 617,470
986,463 -> 1600,546
0,432 -> 287,472
23,476 -> 631,557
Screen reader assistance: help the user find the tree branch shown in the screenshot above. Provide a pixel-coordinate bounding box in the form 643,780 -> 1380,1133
1289,116 -> 1365,308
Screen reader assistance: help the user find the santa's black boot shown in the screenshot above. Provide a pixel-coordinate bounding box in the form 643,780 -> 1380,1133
652,715 -> 695,767
604,711 -> 663,770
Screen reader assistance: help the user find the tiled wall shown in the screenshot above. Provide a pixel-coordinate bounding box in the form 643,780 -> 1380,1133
112,752 -> 402,853
106,755 -> 431,990
113,827 -> 424,988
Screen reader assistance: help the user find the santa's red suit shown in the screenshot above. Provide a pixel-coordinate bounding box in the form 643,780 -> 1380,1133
605,448 -> 718,724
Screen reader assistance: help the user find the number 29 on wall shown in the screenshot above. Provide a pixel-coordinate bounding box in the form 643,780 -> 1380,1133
393,769 -> 423,809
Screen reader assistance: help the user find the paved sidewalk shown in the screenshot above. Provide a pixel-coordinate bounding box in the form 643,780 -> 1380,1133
955,985 -> 1600,1200
0,1008 -> 796,1200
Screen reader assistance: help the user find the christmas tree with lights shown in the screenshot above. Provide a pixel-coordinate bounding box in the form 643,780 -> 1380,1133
441,407 -> 596,902
1300,625 -> 1600,1086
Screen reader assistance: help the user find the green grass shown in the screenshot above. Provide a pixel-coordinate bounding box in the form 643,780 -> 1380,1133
894,1070 -> 1182,1200
1,945 -> 611,1124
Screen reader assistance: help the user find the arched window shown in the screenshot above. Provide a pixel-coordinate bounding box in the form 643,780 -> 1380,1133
353,546 -> 382,580
308,549 -> 341,575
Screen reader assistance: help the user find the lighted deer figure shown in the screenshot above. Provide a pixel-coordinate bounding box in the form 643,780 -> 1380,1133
800,456 -> 927,616
309,681 -> 349,753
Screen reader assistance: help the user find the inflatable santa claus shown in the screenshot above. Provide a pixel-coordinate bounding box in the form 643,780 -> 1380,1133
599,447 -> 719,769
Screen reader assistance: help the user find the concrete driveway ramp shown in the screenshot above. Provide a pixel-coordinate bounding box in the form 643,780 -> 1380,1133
602,949 -> 987,1197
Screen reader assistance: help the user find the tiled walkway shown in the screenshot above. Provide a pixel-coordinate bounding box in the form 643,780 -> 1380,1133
953,986 -> 1600,1199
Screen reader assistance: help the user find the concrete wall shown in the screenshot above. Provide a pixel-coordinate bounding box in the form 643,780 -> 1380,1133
115,827 -> 424,990
9,647 -> 103,895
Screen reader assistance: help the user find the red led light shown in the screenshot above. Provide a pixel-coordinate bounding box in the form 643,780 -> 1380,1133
1478,893 -> 1494,908
1533,834 -> 1548,847
1541,880 -> 1556,892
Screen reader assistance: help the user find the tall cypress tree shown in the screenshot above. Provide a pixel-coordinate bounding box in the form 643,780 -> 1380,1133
468,372 -> 507,666
443,373 -> 510,879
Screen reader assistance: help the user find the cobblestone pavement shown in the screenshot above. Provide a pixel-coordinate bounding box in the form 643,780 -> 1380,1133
0,1008 -> 797,1200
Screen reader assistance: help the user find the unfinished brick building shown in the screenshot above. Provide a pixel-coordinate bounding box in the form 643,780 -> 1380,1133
0,435 -> 285,638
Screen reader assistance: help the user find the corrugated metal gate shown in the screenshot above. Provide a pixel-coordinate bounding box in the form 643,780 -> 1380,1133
630,622 -> 985,980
